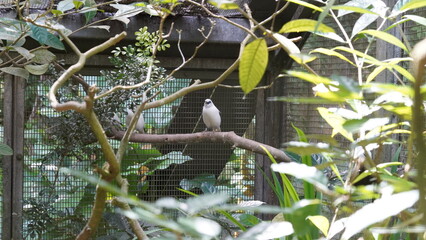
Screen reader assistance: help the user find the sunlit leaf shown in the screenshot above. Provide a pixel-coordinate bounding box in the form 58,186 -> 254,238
328,217 -> 347,239
88,25 -> 111,32
310,48 -> 355,66
336,0 -> 372,17
24,63 -> 49,75
343,117 -> 389,133
351,1 -> 387,38
28,24 -> 65,50
333,46 -> 380,64
273,33 -> 300,55
238,214 -> 261,227
238,221 -> 294,239
286,0 -> 323,12
341,190 -> 419,239
287,70 -> 333,84
153,151 -> 192,170
318,107 -> 354,141
271,162 -> 329,191
315,32 -> 346,43
332,5 -> 378,16
400,0 -> 426,12
403,14 -> 426,26
179,217 -> 222,237
367,65 -> 387,83
239,38 -> 268,94
57,0 -> 75,12
0,143 -> 13,156
279,19 -> 335,34
208,0 -> 239,9
268,96 -> 337,104
307,215 -> 329,236
284,141 -> 332,155
392,64 -> 415,82
185,193 -> 228,214
0,66 -> 29,79
359,29 -> 408,53
290,53 -> 317,65
73,0 -> 83,9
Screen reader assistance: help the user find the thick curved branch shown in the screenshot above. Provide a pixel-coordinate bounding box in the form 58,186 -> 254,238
111,131 -> 291,162
48,31 -> 127,112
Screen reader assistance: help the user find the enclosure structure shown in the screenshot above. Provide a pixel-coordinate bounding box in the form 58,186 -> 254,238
0,0 -> 317,238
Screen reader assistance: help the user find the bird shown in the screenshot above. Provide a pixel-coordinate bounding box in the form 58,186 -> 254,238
202,99 -> 221,132
126,108 -> 145,133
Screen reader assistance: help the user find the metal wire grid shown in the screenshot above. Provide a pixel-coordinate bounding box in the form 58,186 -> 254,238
22,75 -> 256,239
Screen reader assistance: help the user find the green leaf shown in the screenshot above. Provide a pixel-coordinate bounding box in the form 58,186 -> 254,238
307,215 -> 330,236
28,24 -> 65,50
316,0 -> 335,32
343,117 -> 389,133
280,19 -> 335,34
351,1 -> 386,38
268,96 -> 337,104
287,71 -> 333,84
284,141 -> 332,155
239,38 -> 268,94
342,190 -> 419,239
73,0 -> 83,9
153,151 -> 192,170
403,14 -> 426,26
271,162 -> 329,192
273,33 -> 300,55
0,66 -> 30,79
336,0 -> 372,17
238,221 -> 294,239
286,0 -> 323,12
51,9 -> 63,15
331,5 -> 378,16
0,143 -> 13,156
32,49 -> 56,64
359,29 -> 408,53
310,48 -> 355,66
57,0 -> 75,12
84,10 -> 97,24
333,46 -> 380,65
400,0 -> 426,12
367,65 -> 387,83
208,0 -> 239,9
318,107 -> 354,141
12,46 -> 34,60
24,64 -> 50,75
238,214 -> 261,227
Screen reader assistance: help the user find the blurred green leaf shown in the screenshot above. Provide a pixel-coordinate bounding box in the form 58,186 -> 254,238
307,215 -> 329,236
310,48 -> 356,66
286,0 -> 323,12
0,143 -> 13,156
32,49 -> 56,64
318,107 -> 354,141
24,64 -> 50,75
359,29 -> 408,52
280,19 -> 335,34
239,38 -> 268,94
0,66 -> 29,79
207,0 -> 239,9
343,117 -> 389,133
342,190 -> 419,239
271,162 -> 329,192
238,213 -> 261,227
238,221 -> 294,239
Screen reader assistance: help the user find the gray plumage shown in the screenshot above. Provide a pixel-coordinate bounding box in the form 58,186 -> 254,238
126,108 -> 145,133
202,99 -> 221,132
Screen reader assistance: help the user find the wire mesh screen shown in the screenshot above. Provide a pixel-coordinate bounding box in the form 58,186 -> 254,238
22,74 -> 256,239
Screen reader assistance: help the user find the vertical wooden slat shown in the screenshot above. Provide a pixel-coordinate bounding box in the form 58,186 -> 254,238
12,77 -> 25,240
2,74 -> 13,240
255,89 -> 265,202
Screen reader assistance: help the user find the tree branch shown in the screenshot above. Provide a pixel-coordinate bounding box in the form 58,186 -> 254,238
110,131 -> 291,162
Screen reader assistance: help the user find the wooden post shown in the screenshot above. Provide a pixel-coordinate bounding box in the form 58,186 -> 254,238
12,77 -> 25,240
2,74 -> 13,240
1,75 -> 25,239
